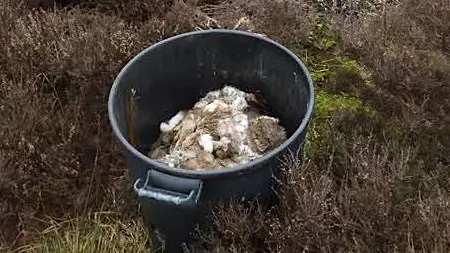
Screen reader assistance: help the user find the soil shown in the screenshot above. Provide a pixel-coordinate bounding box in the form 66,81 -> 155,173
148,86 -> 287,170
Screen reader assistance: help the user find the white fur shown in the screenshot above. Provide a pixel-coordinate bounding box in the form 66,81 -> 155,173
160,111 -> 185,133
198,134 -> 214,153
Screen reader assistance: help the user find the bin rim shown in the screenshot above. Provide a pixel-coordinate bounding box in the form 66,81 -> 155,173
108,29 -> 314,179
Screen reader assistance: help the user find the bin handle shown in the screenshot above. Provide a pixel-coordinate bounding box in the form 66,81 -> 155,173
133,170 -> 203,206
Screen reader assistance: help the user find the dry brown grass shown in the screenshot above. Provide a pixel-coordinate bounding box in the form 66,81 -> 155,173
16,212 -> 150,253
0,0 -> 449,252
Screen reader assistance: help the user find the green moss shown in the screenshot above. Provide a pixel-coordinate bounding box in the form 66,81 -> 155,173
288,20 -> 376,156
309,56 -> 371,84
289,20 -> 371,87
308,22 -> 337,51
306,89 -> 376,157
338,57 -> 365,74
314,89 -> 375,119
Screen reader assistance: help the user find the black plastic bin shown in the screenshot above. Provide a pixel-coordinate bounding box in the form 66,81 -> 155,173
108,29 -> 314,252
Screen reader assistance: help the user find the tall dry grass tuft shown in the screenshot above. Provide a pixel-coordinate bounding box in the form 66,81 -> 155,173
16,212 -> 150,253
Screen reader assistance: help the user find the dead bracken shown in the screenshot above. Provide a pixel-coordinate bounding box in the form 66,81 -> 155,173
149,86 -> 287,170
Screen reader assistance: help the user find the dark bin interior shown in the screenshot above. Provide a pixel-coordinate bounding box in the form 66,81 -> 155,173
111,32 -> 312,158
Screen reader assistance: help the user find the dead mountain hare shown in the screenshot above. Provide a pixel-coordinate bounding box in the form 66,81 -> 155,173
149,86 -> 287,170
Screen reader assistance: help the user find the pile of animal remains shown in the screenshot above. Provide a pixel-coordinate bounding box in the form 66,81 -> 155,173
149,86 -> 287,170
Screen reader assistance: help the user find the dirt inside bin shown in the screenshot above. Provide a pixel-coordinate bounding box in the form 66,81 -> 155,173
148,86 -> 287,170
